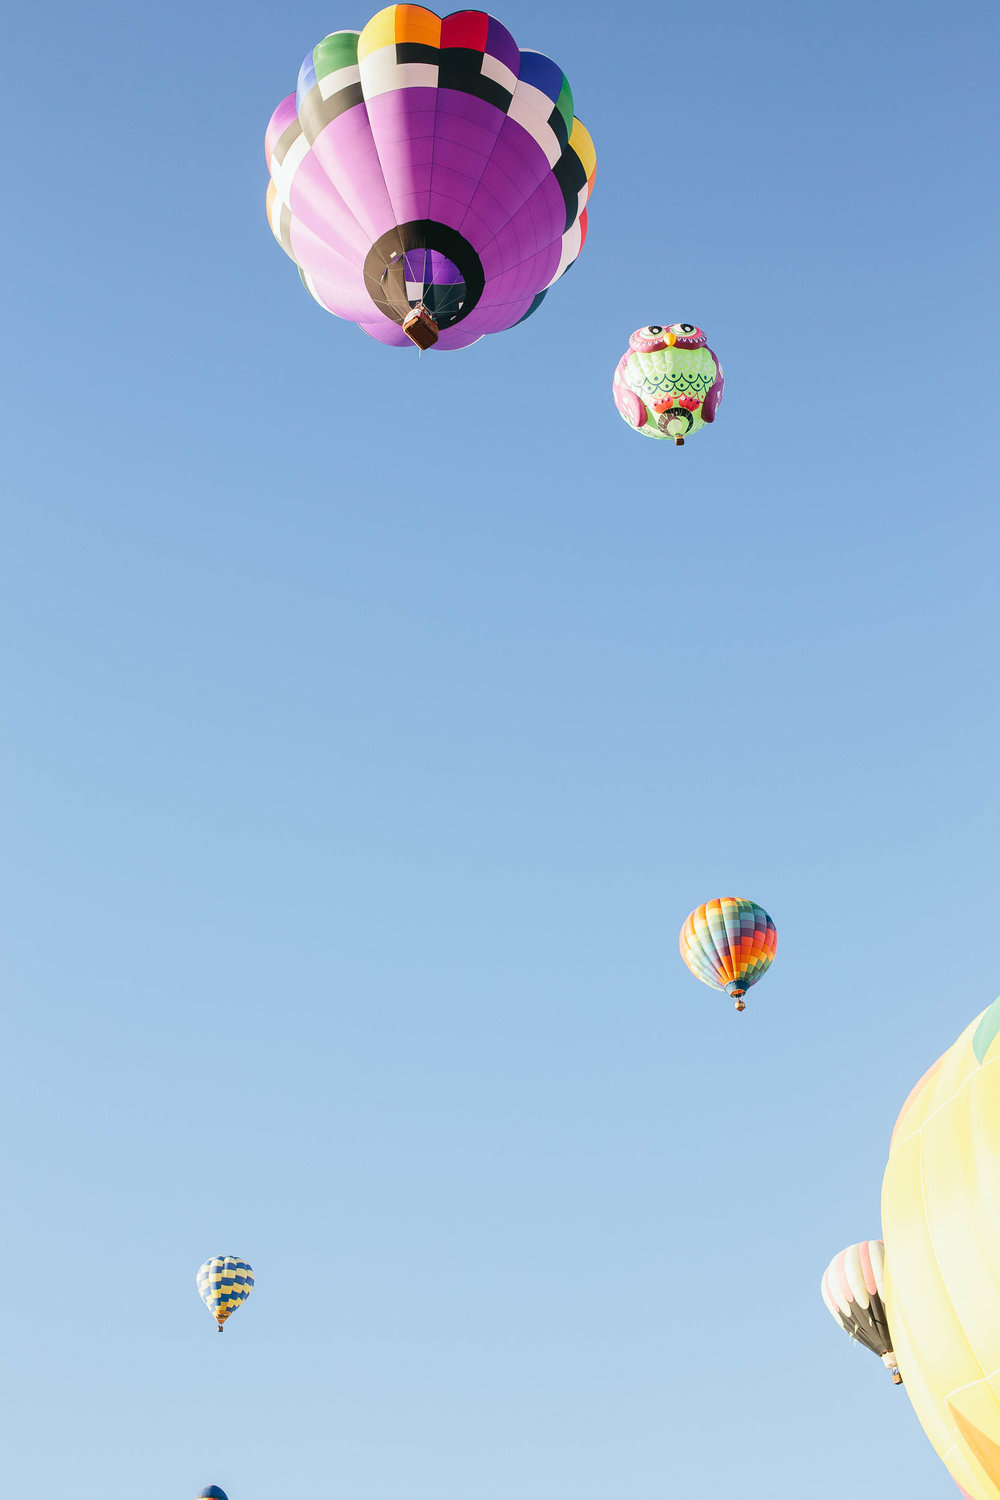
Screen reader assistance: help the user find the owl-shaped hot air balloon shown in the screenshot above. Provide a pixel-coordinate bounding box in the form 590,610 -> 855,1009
613,324 -> 723,444
679,897 -> 776,1011
196,1254 -> 254,1332
265,6 -> 596,350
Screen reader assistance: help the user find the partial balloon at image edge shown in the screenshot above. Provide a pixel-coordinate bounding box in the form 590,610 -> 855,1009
880,997 -> 1000,1500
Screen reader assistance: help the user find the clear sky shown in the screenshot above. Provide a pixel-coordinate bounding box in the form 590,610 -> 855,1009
2,0 -> 998,1495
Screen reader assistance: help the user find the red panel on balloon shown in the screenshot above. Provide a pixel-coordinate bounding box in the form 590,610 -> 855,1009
441,10 -> 489,51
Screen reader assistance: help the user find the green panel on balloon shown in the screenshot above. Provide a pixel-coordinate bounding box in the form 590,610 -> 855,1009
555,76 -> 575,135
973,998 -> 1000,1063
315,31 -> 361,76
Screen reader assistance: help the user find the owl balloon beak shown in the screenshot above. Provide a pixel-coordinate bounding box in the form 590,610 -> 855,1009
666,330 -> 677,346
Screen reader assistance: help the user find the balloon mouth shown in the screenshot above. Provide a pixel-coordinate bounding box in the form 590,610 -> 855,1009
656,408 -> 693,438
725,981 -> 747,1011
364,222 -> 485,333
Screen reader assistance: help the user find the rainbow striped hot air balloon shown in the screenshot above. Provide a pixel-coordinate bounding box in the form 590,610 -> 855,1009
679,897 -> 776,1012
196,1255 -> 254,1332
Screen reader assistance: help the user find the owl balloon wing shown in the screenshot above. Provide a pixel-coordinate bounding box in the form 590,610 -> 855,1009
613,356 -> 647,429
702,351 -> 724,423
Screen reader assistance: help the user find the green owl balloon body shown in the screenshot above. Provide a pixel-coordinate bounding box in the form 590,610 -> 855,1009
613,324 -> 724,444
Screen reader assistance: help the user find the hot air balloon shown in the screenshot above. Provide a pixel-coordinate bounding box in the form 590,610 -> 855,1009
678,898 -> 776,1011
882,997 -> 1000,1500
196,1255 -> 254,1332
195,1490 -> 229,1500
613,324 -> 723,444
821,1240 -> 901,1383
265,6 -> 596,350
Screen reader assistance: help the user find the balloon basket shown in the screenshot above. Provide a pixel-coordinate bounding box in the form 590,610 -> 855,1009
403,306 -> 439,350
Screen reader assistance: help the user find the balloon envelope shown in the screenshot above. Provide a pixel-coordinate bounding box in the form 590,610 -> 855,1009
612,324 -> 723,442
882,998 -> 1000,1499
266,6 -> 596,349
679,898 -> 776,1009
820,1240 -> 900,1380
196,1255 -> 253,1330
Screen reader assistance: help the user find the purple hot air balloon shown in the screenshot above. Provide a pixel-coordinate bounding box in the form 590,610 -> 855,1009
265,6 -> 596,350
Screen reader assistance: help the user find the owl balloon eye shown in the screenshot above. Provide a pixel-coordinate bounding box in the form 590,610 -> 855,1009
639,326 -> 664,338
675,324 -> 696,334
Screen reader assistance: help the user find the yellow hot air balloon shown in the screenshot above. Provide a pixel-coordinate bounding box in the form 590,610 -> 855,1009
882,997 -> 1000,1500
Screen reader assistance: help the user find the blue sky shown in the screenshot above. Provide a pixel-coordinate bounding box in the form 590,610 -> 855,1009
2,0 -> 998,1495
